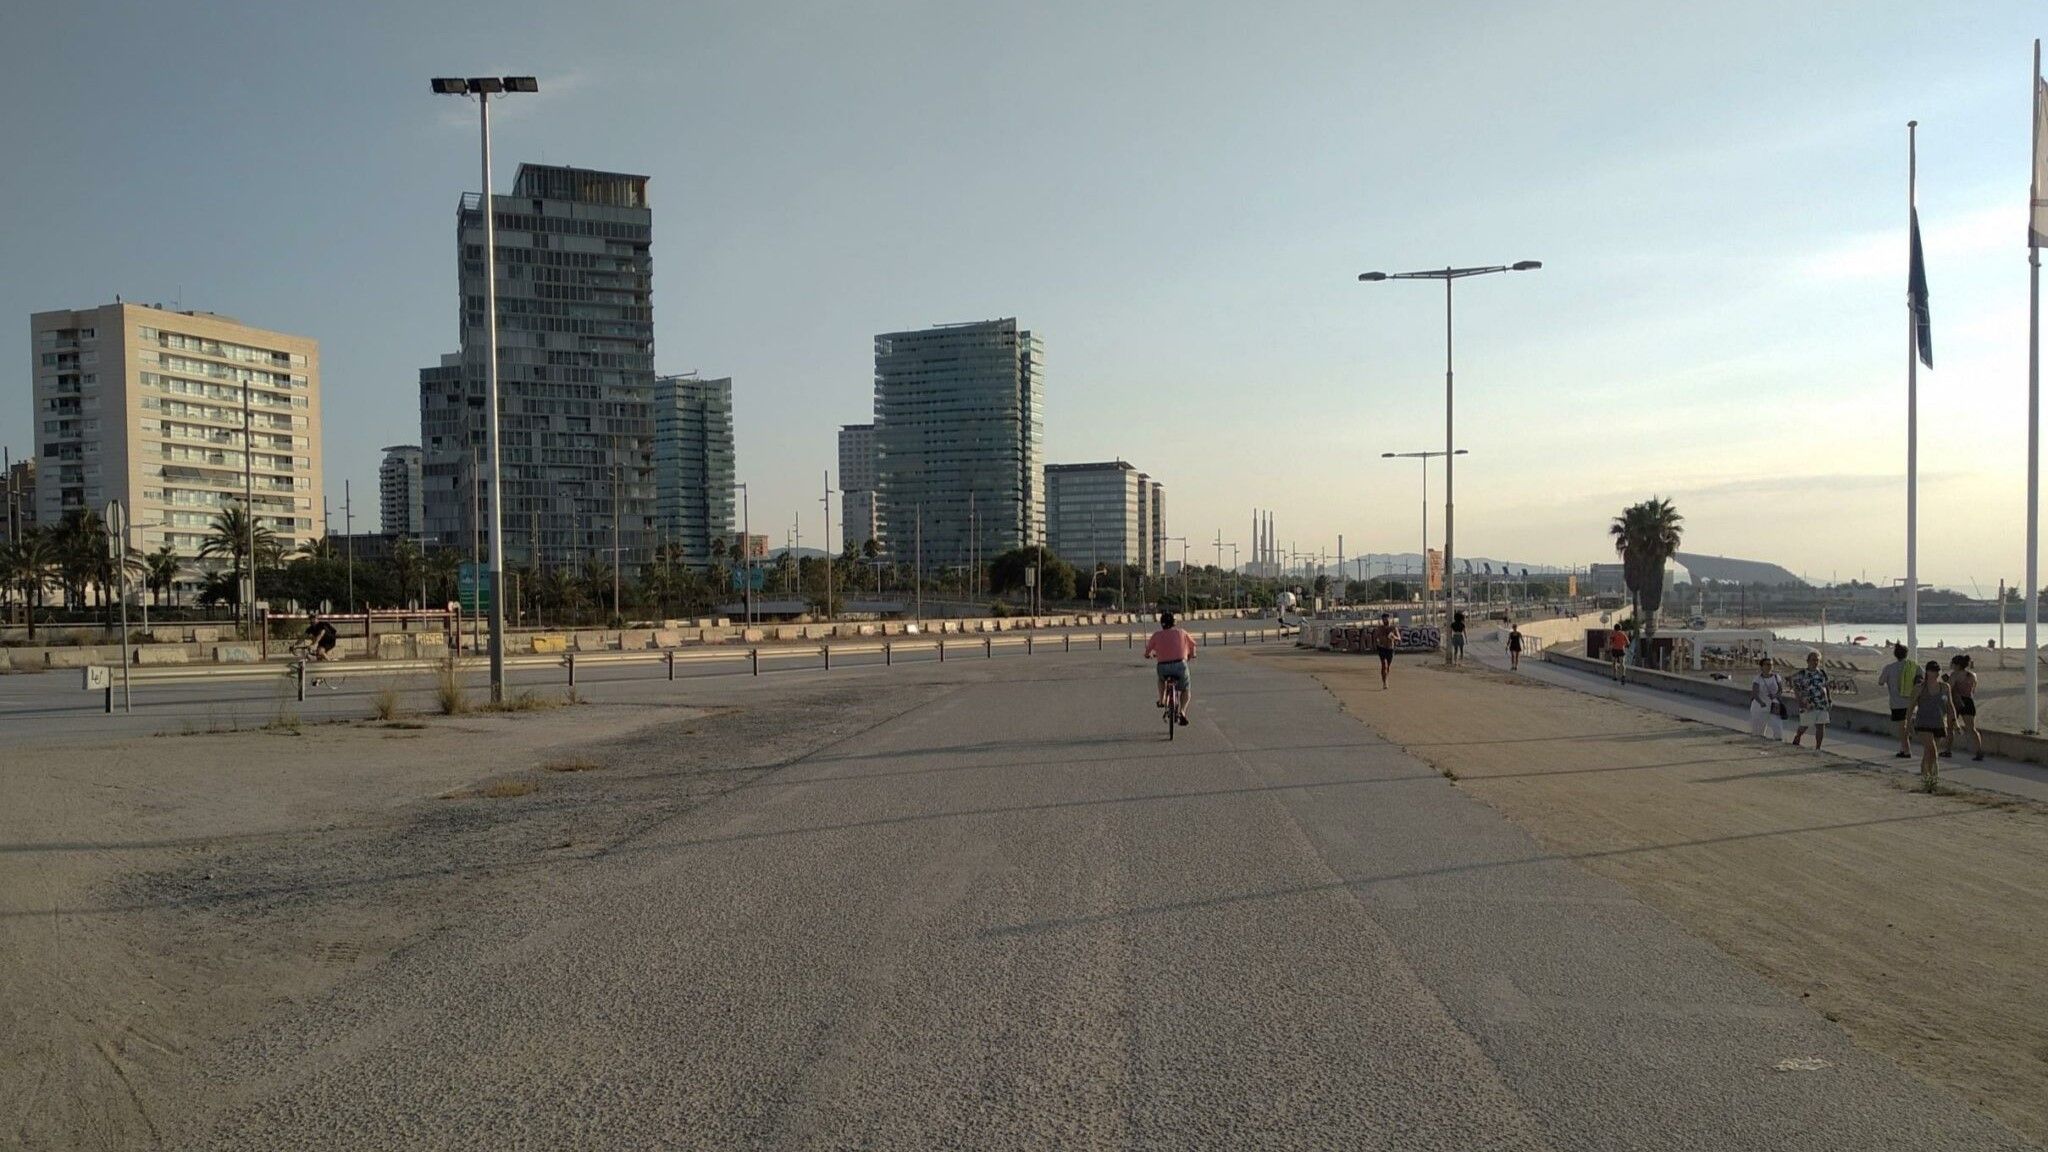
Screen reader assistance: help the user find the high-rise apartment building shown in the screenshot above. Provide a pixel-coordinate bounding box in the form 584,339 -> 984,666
29,302 -> 321,586
653,375 -> 735,566
421,164 -> 656,572
379,445 -> 423,537
838,423 -> 877,551
872,318 -> 1043,569
1145,479 -> 1165,576
1045,461 -> 1164,573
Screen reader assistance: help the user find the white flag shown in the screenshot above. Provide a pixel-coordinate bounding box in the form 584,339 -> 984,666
2034,74 -> 2048,248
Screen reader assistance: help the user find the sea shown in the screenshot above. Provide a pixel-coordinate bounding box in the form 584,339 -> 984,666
1768,622 -> 2037,650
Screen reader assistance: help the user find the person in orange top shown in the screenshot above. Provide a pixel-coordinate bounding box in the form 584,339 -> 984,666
1144,611 -> 1198,725
1606,627 -> 1631,683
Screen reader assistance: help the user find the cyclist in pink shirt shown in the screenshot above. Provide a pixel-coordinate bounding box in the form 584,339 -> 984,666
1144,612 -> 1198,724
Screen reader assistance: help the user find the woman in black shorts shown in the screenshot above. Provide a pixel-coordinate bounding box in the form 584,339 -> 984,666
1945,654 -> 1982,761
1911,660 -> 1954,788
1507,624 -> 1524,670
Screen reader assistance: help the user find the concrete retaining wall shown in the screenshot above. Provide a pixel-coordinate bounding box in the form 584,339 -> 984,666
1542,648 -> 2048,769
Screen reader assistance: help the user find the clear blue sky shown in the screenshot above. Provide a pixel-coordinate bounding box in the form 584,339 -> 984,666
3,1 -> 2042,591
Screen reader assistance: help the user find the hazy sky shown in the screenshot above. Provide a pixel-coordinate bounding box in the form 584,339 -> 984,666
4,1 -> 2044,592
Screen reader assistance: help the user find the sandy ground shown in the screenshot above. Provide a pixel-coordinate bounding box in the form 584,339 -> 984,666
0,677 -> 952,1151
1271,649 -> 2048,1147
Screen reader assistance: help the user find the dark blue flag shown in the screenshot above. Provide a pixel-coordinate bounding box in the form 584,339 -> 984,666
1909,208 -> 1933,369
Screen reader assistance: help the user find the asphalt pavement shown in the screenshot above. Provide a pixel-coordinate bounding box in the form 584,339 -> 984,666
190,646 -> 2028,1150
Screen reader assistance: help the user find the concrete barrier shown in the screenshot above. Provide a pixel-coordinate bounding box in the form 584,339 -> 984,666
573,631 -> 610,652
619,629 -> 654,650
214,645 -> 259,664
653,630 -> 682,648
135,647 -> 190,666
1541,648 -> 2048,769
531,634 -> 568,654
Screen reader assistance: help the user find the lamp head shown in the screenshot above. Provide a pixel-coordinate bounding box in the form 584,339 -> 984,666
1358,272 -> 1388,282
1511,260 -> 1543,271
467,77 -> 505,94
430,77 -> 469,95
502,76 -> 539,92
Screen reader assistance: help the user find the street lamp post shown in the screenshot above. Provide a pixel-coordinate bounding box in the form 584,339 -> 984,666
734,481 -> 752,625
1164,536 -> 1190,613
1360,260 -> 1541,664
1381,449 -> 1466,624
433,74 -> 538,702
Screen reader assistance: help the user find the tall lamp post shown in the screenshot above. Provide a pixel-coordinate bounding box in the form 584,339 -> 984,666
1360,260 -> 1541,664
745,479 -> 761,623
1381,449 -> 1466,624
433,74 -> 539,702
1226,542 -> 1240,610
1164,536 -> 1190,613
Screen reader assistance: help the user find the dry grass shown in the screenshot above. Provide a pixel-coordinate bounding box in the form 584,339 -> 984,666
541,757 -> 603,773
482,689 -> 558,714
435,661 -> 469,716
371,683 -> 401,721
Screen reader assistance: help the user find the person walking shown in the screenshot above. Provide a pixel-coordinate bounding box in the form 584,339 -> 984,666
1606,626 -> 1630,684
1945,653 -> 1983,761
1911,658 -> 1955,789
1876,643 -> 1922,759
1747,656 -> 1785,740
1788,650 -> 1833,749
1449,611 -> 1467,665
1507,624 -> 1524,671
1372,612 -> 1398,689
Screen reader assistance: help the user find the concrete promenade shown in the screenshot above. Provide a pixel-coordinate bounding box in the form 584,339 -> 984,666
167,648 -> 2024,1149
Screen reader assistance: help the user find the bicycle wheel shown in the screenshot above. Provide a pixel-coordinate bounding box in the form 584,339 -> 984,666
1166,692 -> 1178,740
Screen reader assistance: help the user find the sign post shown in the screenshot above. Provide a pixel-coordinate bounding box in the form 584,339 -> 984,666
105,500 -> 131,712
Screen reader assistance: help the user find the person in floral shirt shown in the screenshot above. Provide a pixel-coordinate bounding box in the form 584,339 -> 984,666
1788,649 -> 1833,749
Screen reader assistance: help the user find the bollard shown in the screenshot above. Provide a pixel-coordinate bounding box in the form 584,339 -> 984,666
823,644 -> 832,671
1097,632 -> 1103,650
295,661 -> 306,702
1027,634 -> 1034,655
939,640 -> 946,663
885,642 -> 893,666
567,652 -> 577,688
666,650 -> 676,681
751,648 -> 759,676
1063,634 -> 1071,652
1128,630 -> 1135,649
104,684 -> 113,714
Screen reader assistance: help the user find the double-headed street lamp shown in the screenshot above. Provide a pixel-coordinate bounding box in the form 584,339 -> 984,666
1358,261 -> 1541,664
1381,449 -> 1466,623
433,74 -> 539,703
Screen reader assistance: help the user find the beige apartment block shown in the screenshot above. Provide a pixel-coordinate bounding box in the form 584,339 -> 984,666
30,302 -> 321,590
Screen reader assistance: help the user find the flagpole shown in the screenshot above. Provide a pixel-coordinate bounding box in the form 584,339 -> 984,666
1907,120 -> 1920,657
2029,40 -> 2043,733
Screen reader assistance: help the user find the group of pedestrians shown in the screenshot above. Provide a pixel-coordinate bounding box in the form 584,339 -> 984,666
1746,651 -> 1838,748
1877,644 -> 1982,784
1748,643 -> 1982,787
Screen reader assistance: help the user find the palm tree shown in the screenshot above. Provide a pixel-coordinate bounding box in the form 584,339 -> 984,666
144,544 -> 181,608
388,536 -> 425,607
424,547 -> 462,606
197,504 -> 280,604
1610,497 -> 1684,640
51,509 -> 106,611
1,528 -> 58,639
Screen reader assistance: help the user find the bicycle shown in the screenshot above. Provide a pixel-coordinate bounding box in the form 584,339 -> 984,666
1162,672 -> 1186,740
288,639 -> 337,689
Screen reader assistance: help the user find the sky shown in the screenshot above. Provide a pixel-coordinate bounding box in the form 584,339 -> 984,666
3,0 -> 2044,593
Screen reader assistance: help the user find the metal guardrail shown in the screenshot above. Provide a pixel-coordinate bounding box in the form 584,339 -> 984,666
86,629 -> 1281,711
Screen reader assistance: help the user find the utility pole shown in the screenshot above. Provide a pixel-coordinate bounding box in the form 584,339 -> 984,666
821,471 -> 835,619
241,368 -> 256,640
344,479 -> 354,613
915,502 -> 924,624
611,461 -> 621,620
470,446 -> 481,654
